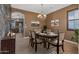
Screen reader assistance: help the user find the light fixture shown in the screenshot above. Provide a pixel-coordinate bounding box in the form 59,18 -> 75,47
37,4 -> 46,19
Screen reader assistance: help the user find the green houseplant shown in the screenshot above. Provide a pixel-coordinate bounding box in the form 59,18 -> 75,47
72,29 -> 79,43
42,25 -> 47,33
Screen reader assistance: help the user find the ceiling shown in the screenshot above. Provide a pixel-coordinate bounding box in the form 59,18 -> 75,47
11,4 -> 70,14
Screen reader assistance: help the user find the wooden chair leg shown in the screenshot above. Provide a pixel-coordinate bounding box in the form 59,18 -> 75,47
62,45 -> 64,52
31,42 -> 34,48
57,45 -> 59,54
30,40 -> 32,47
47,43 -> 50,49
30,38 -> 34,48
33,43 -> 34,47
29,38 -> 31,45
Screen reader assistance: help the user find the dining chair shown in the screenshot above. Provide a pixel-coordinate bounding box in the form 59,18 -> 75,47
47,32 -> 65,54
29,30 -> 43,52
34,32 -> 46,52
28,30 -> 34,47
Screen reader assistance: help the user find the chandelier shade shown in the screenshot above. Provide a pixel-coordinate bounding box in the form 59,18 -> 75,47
37,4 -> 46,19
37,13 -> 46,19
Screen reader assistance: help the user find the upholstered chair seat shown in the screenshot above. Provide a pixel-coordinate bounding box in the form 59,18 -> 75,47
48,32 -> 65,54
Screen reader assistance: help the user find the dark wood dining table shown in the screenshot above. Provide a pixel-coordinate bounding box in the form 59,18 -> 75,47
34,32 -> 59,53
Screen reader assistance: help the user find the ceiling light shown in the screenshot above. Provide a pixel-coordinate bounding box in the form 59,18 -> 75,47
37,4 -> 46,19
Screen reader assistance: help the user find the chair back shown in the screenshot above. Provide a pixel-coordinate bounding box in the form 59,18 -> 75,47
59,32 -> 65,41
28,30 -> 31,37
34,28 -> 42,33
31,31 -> 35,39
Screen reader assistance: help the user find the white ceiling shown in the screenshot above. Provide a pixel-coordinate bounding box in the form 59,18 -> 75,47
11,4 -> 70,14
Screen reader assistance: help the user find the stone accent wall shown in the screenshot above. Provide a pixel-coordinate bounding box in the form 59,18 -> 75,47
0,4 -> 11,40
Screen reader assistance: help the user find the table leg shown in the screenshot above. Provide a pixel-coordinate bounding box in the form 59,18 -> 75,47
44,42 -> 46,48
35,42 -> 37,52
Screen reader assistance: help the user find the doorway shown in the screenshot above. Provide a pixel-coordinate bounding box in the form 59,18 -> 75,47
11,12 -> 25,33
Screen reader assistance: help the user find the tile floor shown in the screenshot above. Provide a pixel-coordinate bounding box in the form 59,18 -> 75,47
15,33 -> 78,54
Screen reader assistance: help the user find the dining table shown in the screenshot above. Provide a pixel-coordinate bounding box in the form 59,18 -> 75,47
34,31 -> 59,53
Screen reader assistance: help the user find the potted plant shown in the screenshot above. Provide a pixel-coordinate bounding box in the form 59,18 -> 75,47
42,25 -> 47,33
72,29 -> 79,43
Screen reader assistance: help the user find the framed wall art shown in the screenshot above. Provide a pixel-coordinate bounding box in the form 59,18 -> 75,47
51,19 -> 59,26
31,21 -> 40,27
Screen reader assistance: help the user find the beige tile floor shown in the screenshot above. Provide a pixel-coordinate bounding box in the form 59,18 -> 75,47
15,33 -> 78,54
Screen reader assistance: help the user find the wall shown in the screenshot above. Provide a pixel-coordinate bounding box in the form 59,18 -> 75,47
11,8 -> 46,35
12,4 -> 79,41
0,4 -> 11,39
46,4 -> 78,41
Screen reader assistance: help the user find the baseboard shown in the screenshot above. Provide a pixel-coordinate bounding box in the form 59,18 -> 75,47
64,39 -> 78,45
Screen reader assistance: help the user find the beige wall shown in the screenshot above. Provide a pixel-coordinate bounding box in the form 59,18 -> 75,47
46,4 -> 78,40
11,8 -> 46,34
11,4 -> 78,40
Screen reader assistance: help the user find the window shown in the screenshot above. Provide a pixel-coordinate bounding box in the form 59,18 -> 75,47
67,9 -> 79,30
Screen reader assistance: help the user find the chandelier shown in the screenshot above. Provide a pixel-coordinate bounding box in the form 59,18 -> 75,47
37,4 -> 46,19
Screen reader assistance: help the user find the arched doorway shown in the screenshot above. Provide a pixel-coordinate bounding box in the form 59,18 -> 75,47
11,11 -> 25,34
